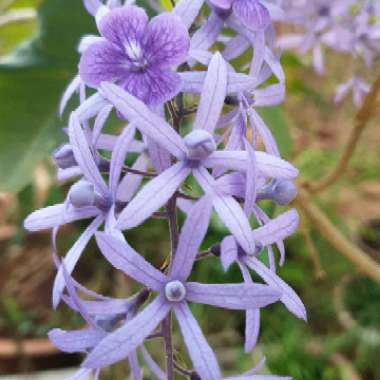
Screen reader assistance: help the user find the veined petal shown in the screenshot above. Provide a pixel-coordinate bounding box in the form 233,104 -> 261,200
117,162 -> 190,230
120,68 -> 182,106
49,328 -> 105,353
186,282 -> 281,310
232,0 -> 270,31
174,302 -> 222,380
100,82 -> 187,159
173,0 -> 205,29
223,35 -> 250,61
79,41 -> 128,87
69,114 -> 109,197
204,151 -> 299,179
250,31 -> 265,78
145,137 -> 171,173
53,216 -> 104,308
96,232 -> 167,290
109,124 -> 136,198
170,197 -> 213,281
24,204 -> 99,232
244,256 -> 306,320
194,167 -> 256,254
252,209 -> 299,247
98,6 -> 148,47
194,53 -> 228,134
82,297 -> 170,368
144,13 -> 190,66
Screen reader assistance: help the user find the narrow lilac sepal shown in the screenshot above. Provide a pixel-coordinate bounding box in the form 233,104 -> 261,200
116,162 -> 191,230
95,232 -> 167,291
170,197 -> 213,280
245,256 -> 307,321
194,53 -> 228,134
100,82 -> 187,159
252,209 -> 300,247
186,282 -> 281,310
173,0 -> 205,29
82,297 -> 170,369
53,215 -> 104,308
174,302 -> 222,380
220,235 -> 238,271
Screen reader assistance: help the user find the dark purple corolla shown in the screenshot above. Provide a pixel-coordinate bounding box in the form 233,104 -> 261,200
79,5 -> 190,106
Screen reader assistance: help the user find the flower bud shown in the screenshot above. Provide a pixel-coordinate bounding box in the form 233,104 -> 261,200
184,130 -> 216,160
53,144 -> 76,169
271,180 -> 298,206
69,180 -> 95,208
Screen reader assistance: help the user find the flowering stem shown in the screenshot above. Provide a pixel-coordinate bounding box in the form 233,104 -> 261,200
162,314 -> 175,380
296,189 -> 380,283
308,75 -> 380,194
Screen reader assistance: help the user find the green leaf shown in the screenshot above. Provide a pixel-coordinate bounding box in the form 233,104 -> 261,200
258,106 -> 293,158
0,0 -> 96,192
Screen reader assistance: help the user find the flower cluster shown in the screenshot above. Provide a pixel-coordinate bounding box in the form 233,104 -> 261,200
25,0 -> 306,378
278,0 -> 380,106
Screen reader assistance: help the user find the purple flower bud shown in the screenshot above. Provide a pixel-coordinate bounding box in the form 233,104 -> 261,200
53,144 -> 76,169
271,180 -> 298,206
69,180 -> 96,208
165,281 -> 187,302
184,130 -> 216,160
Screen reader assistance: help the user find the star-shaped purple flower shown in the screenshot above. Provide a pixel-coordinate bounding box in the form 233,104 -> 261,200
82,198 -> 281,378
79,5 -> 190,106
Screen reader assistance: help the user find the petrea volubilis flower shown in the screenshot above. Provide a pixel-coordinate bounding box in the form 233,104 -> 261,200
79,5 -> 190,106
24,0 -> 307,377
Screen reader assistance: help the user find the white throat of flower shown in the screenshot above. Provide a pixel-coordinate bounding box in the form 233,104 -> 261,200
125,40 -> 148,70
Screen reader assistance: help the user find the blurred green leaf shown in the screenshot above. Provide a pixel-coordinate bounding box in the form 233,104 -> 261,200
0,0 -> 96,192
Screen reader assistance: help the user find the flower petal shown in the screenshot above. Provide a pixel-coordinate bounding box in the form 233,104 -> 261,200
100,82 -> 187,159
186,282 -> 281,310
144,13 -> 190,66
82,297 -> 170,368
120,68 -> 182,106
98,6 -> 148,47
75,93 -> 109,122
170,197 -> 213,281
174,302 -> 222,380
194,53 -> 228,134
60,75 -> 81,116
79,41 -> 128,87
117,162 -> 190,230
95,232 -> 167,290
53,216 -> 103,308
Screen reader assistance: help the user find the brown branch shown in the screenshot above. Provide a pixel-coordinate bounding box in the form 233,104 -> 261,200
308,75 -> 380,194
296,189 -> 380,284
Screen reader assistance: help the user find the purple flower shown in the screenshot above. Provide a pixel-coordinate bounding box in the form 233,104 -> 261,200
82,198 -> 282,377
100,53 -> 298,255
79,5 -> 190,106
